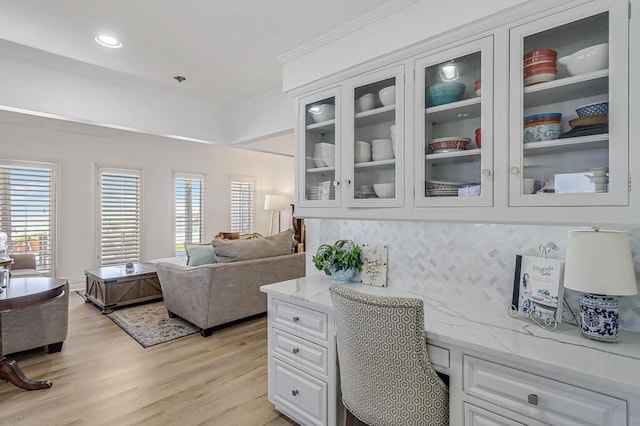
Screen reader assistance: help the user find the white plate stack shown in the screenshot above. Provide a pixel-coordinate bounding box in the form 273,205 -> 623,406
307,180 -> 335,200
313,142 -> 335,168
371,139 -> 394,161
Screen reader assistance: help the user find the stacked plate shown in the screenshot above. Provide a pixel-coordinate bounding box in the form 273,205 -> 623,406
585,167 -> 609,193
307,181 -> 336,200
562,102 -> 608,138
312,142 -> 335,168
425,180 -> 465,197
524,49 -> 557,86
371,139 -> 394,161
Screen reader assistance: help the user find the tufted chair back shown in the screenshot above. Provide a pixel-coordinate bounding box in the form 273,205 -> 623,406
329,284 -> 449,426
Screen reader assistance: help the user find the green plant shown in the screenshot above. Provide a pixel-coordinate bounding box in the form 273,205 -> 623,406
312,239 -> 362,276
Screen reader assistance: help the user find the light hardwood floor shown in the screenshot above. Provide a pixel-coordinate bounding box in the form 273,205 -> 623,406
0,293 -> 298,426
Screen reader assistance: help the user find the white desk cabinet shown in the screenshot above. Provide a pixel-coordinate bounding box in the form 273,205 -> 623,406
262,277 -> 640,426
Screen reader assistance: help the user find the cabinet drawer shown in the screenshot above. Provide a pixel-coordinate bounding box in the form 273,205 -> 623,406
272,298 -> 328,341
273,328 -> 328,376
463,355 -> 627,426
464,403 -> 525,426
427,343 -> 449,370
272,358 -> 327,426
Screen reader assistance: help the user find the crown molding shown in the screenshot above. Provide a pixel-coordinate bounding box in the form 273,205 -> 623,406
277,0 -> 420,64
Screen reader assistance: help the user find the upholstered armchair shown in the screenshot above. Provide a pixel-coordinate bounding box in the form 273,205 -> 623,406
329,284 -> 449,426
1,253 -> 69,355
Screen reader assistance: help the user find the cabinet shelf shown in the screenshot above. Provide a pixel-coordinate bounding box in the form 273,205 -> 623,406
425,97 -> 481,124
523,134 -> 608,155
523,69 -> 608,108
354,159 -> 396,169
354,105 -> 396,126
306,166 -> 336,174
306,119 -> 336,132
425,148 -> 481,163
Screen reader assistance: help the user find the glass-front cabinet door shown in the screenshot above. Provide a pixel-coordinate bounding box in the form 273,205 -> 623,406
508,1 -> 628,206
298,88 -> 341,208
414,36 -> 494,207
342,65 -> 404,207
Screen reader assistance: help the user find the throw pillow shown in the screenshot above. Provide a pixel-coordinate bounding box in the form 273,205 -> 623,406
185,243 -> 216,266
212,228 -> 294,263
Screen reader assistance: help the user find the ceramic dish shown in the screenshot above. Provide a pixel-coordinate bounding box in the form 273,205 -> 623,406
569,113 -> 608,128
428,137 -> 470,152
575,102 -> 608,117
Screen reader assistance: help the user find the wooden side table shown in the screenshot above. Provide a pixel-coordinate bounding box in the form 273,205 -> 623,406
0,277 -> 66,390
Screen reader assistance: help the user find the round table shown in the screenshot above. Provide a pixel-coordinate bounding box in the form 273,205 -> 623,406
0,277 -> 66,390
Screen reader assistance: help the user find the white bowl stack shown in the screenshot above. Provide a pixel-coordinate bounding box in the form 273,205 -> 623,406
313,142 -> 335,167
355,140 -> 372,163
585,166 -> 609,193
371,139 -> 394,161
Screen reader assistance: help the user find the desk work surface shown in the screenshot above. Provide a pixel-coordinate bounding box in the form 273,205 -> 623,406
261,275 -> 640,393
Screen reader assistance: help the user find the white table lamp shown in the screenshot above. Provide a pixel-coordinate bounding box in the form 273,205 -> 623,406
264,195 -> 288,235
564,230 -> 638,342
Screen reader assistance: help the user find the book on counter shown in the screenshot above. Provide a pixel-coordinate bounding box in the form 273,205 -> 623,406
512,255 -> 565,323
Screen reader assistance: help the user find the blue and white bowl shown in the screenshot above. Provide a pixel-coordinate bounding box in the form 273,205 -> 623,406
575,102 -> 608,117
524,122 -> 562,143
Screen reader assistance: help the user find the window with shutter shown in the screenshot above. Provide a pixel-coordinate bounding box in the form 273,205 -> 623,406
0,160 -> 56,275
229,176 -> 255,234
98,168 -> 142,266
175,173 -> 205,255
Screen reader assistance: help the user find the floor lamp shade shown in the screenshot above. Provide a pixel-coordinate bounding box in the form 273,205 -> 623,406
264,195 -> 288,235
564,230 -> 638,342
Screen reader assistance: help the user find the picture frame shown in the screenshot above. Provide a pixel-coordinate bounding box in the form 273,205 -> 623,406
360,244 -> 388,287
512,255 -> 565,323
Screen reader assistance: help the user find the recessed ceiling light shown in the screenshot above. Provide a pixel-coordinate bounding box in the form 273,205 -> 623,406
95,34 -> 122,48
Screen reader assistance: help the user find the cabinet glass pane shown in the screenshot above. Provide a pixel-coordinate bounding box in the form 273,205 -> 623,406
424,52 -> 482,198
521,12 -> 609,196
304,97 -> 337,202
351,77 -> 397,201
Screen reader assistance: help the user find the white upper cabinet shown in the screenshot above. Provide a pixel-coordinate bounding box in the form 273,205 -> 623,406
508,0 -> 629,206
343,65 -> 405,208
298,88 -> 341,208
414,36 -> 494,207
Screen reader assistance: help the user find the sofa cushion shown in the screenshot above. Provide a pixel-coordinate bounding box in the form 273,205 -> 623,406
212,228 -> 293,263
185,244 -> 216,266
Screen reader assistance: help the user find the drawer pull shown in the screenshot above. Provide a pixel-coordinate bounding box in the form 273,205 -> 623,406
292,347 -> 300,354
292,389 -> 299,396
528,393 -> 539,405
292,316 -> 300,322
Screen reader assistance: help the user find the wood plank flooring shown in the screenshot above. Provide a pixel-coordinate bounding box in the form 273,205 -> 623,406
0,293 -> 298,426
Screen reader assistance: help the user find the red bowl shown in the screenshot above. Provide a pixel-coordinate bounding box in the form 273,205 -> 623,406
524,67 -> 557,78
475,128 -> 481,148
524,57 -> 557,67
524,49 -> 558,59
474,79 -> 481,88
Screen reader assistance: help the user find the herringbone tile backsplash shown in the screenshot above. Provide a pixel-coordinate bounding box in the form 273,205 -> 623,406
310,219 -> 640,332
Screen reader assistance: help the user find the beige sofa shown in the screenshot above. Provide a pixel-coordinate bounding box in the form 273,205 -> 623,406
2,253 -> 69,355
156,230 -> 305,336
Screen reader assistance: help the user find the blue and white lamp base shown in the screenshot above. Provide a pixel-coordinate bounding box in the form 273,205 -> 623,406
578,294 -> 619,342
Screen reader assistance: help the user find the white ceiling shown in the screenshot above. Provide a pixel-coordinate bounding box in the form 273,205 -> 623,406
0,0 -> 394,106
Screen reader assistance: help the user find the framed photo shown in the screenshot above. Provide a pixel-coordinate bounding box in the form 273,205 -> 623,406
512,255 -> 565,323
360,244 -> 387,287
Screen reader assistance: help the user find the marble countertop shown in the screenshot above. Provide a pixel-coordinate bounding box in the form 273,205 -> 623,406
261,275 -> 640,394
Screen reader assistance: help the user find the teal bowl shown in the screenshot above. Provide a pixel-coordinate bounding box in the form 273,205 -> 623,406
426,82 -> 466,107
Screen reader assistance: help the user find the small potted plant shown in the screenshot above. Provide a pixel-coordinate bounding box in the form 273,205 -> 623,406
312,239 -> 362,283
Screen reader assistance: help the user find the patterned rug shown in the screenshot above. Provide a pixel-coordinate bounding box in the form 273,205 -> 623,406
106,302 -> 199,348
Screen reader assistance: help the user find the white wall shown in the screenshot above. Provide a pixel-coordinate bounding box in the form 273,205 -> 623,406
281,0 -> 527,91
0,110 -> 294,285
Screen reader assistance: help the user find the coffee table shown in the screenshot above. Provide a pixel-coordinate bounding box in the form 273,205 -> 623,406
84,263 -> 162,314
0,276 -> 66,390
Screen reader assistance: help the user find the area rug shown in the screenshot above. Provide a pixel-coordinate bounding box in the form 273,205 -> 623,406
105,302 -> 199,348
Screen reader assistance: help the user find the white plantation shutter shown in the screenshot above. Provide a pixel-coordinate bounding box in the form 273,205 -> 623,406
0,160 -> 56,275
99,168 -> 142,266
229,176 -> 255,234
175,173 -> 205,255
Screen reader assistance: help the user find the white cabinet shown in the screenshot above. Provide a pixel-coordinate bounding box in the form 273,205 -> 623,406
415,36 -> 494,207
463,355 -> 627,426
508,0 -> 629,206
343,65 -> 405,207
266,296 -> 338,426
464,403 -> 526,426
